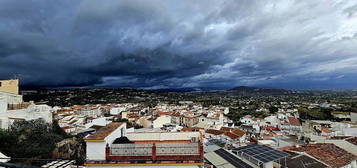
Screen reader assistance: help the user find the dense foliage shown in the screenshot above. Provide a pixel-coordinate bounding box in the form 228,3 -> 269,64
298,107 -> 333,120
0,119 -> 68,162
227,108 -> 268,124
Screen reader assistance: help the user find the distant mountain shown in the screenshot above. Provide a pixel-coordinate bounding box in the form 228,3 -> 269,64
227,86 -> 296,95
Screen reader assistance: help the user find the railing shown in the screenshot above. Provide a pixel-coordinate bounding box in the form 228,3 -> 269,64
110,144 -> 152,156
106,142 -> 204,161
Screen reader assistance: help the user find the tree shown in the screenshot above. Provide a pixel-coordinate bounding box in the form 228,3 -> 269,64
0,119 -> 67,160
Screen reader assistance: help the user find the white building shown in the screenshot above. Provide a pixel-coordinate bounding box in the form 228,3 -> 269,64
0,90 -> 52,129
110,107 -> 126,115
153,115 -> 171,128
85,117 -> 112,129
85,122 -> 127,160
84,122 -> 204,168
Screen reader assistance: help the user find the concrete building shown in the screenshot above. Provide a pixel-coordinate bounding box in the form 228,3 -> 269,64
281,143 -> 357,168
0,81 -> 52,129
0,79 -> 19,95
152,115 -> 171,128
84,122 -> 204,167
85,122 -> 127,161
110,107 -> 126,115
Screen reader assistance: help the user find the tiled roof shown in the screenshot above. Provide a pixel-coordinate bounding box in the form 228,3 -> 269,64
220,127 -> 233,132
262,126 -> 280,131
346,137 -> 357,146
61,126 -> 74,130
85,122 -> 123,140
232,128 -> 246,137
206,129 -> 224,135
147,117 -> 156,121
224,132 -> 240,139
279,151 -> 326,168
218,127 -> 245,138
321,126 -> 332,134
287,117 -> 301,126
170,112 -> 181,117
155,110 -> 170,116
288,144 -> 357,168
56,109 -> 73,113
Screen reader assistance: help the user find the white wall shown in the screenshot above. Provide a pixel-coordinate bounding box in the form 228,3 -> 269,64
86,142 -> 106,160
153,115 -> 171,128
110,107 -> 126,115
86,123 -> 127,161
351,112 -> 357,123
0,92 -> 23,104
263,161 -> 273,168
0,98 -> 7,129
85,117 -> 111,129
105,123 -> 127,145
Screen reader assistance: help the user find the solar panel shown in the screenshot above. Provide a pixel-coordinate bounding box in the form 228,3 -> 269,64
233,144 -> 289,164
214,149 -> 253,168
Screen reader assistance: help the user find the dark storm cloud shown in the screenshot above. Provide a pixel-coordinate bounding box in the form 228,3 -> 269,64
0,0 -> 357,89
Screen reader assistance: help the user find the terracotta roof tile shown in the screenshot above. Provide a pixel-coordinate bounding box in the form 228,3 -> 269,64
287,117 -> 301,126
206,129 -> 224,135
287,144 -> 357,168
220,127 -> 233,132
232,128 -> 246,137
346,137 -> 357,146
61,126 -> 74,130
262,126 -> 280,131
85,122 -> 123,140
321,126 -> 332,134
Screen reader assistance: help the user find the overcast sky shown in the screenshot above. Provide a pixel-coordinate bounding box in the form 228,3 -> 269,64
1,0 -> 357,90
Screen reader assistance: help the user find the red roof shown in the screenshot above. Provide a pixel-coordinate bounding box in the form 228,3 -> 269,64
155,110 -> 170,116
85,122 -> 123,140
224,132 -> 240,139
262,126 -> 280,131
220,127 -> 233,132
87,117 -> 95,121
321,126 -> 332,134
232,128 -> 246,137
170,112 -> 181,117
287,117 -> 301,126
346,137 -> 357,146
61,126 -> 74,130
147,116 -> 157,121
286,144 -> 357,168
206,129 -> 224,135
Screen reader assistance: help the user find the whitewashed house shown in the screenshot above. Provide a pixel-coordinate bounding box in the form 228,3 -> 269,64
0,88 -> 53,129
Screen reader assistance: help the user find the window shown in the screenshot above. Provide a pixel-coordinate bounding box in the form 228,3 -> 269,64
0,82 -> 2,87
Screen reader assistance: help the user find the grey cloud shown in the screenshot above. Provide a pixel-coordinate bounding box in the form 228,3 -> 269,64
0,0 -> 357,89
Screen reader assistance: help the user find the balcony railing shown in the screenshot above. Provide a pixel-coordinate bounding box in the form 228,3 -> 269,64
105,142 -> 204,162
